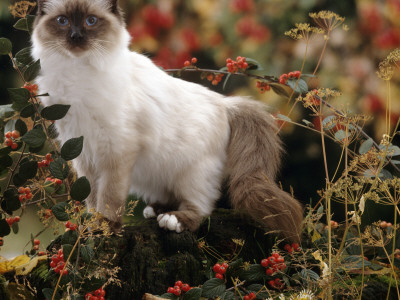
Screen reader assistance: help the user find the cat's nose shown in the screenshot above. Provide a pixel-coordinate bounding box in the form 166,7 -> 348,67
70,30 -> 83,41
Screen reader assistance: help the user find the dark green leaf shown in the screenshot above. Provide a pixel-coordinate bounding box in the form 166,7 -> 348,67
220,291 -> 235,300
63,244 -> 77,262
0,155 -> 13,169
80,245 -> 95,264
270,83 -> 290,98
222,73 -> 232,91
359,139 -> 374,155
55,183 -> 66,195
3,188 -> 20,211
201,278 -> 226,298
21,128 -> 46,148
287,78 -> 308,94
13,173 -> 27,187
247,284 -> 268,299
183,287 -> 202,300
18,160 -> 38,180
0,219 -> 11,237
80,212 -> 92,223
82,277 -> 106,292
8,88 -> 30,105
70,176 -> 91,201
20,104 -> 36,118
15,47 -> 33,66
299,269 -> 320,282
341,255 -> 371,270
41,104 -> 70,120
24,59 -> 41,82
13,18 -> 30,31
0,38 -> 12,55
11,221 -> 19,234
241,264 -> 265,282
70,295 -> 85,300
42,288 -> 61,300
51,201 -> 70,221
244,57 -> 264,71
61,229 -> 78,245
61,136 -> 83,161
49,158 -> 69,179
15,119 -> 28,136
0,147 -> 11,157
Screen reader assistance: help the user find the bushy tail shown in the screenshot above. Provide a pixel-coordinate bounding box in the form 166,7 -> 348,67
226,98 -> 303,243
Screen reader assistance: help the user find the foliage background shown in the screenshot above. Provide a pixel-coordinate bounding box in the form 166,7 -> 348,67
0,0 -> 399,259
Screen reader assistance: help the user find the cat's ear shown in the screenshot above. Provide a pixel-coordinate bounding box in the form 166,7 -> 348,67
106,0 -> 119,15
37,0 -> 47,15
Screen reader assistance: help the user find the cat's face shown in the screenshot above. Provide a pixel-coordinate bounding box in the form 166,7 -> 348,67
33,0 -> 124,58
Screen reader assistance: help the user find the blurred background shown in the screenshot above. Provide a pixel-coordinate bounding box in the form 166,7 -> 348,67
0,0 -> 400,257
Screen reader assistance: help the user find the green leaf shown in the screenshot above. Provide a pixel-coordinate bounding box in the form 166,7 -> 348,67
8,88 -> 30,105
220,291 -> 235,300
245,57 -> 264,71
0,38 -> 12,55
302,119 -> 314,127
159,293 -> 178,299
80,212 -> 92,223
51,201 -> 70,221
41,104 -> 70,120
3,188 -> 21,211
11,221 -> 19,234
201,278 -> 226,298
322,115 -> 335,130
241,264 -> 265,282
70,176 -> 91,201
222,72 -> 232,91
246,284 -> 268,299
13,18 -> 29,31
270,83 -> 290,98
20,104 -> 36,118
63,244 -> 77,262
0,155 -> 13,169
0,219 -> 11,237
61,136 -> 83,161
334,130 -> 347,141
82,277 -> 106,292
15,47 -> 33,66
15,119 -> 27,136
18,160 -> 38,180
24,59 -> 41,82
21,128 -> 46,148
49,158 -> 69,179
80,245 -> 95,264
13,173 -> 27,187
341,255 -> 371,270
42,288 -> 61,300
299,269 -> 320,282
183,288 -> 202,300
61,229 -> 78,245
287,78 -> 308,94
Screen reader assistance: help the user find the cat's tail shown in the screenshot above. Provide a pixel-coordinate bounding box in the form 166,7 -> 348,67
225,98 -> 303,243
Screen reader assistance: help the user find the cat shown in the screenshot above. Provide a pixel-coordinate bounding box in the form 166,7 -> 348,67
32,0 -> 303,242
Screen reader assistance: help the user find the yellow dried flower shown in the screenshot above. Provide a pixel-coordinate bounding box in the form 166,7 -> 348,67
285,23 -> 325,41
309,10 -> 346,32
9,1 -> 36,18
377,49 -> 400,80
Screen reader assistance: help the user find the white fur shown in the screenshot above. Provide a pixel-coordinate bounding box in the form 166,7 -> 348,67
143,206 -> 156,218
157,214 -> 183,233
32,17 -> 230,227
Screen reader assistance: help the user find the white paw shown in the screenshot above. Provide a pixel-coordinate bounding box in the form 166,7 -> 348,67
143,206 -> 156,218
157,214 -> 183,233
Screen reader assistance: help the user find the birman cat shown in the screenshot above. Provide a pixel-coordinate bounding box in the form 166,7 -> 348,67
32,0 -> 303,242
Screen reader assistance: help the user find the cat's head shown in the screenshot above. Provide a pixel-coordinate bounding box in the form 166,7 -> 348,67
32,0 -> 127,58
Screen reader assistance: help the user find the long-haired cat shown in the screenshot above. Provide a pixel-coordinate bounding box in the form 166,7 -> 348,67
32,0 -> 303,242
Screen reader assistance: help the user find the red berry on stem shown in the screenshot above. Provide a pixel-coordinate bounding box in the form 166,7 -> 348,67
12,131 -> 20,139
244,296 -> 250,300
184,60 -> 190,67
261,258 -> 269,267
218,266 -> 226,274
215,273 -> 224,280
167,287 -> 175,294
14,216 -> 20,222
174,280 -> 183,288
266,268 -> 273,276
34,239 -> 40,245
212,263 -> 221,273
221,262 -> 229,269
181,283 -> 190,292
191,57 -> 197,64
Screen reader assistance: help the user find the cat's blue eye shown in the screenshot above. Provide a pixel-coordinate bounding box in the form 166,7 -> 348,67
57,16 -> 69,26
86,16 -> 98,26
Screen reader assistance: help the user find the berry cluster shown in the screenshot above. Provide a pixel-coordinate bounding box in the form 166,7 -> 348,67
226,56 -> 248,73
6,216 -> 20,226
43,209 -> 53,219
279,71 -> 301,84
38,153 -> 54,168
85,287 -> 106,300
167,280 -> 192,296
260,252 -> 286,276
283,243 -> 301,254
230,0 -> 254,13
212,262 -> 229,280
268,278 -> 284,289
18,186 -> 32,202
23,83 -> 38,96
206,73 -> 224,86
32,239 -> 40,251
50,249 -> 68,275
183,57 -> 198,67
243,292 -> 256,300
256,81 -> 271,93
65,221 -> 78,231
45,177 -> 63,186
329,220 -> 339,229
4,130 -> 20,150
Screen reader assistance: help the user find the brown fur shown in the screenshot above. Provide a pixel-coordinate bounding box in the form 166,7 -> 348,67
226,100 -> 303,243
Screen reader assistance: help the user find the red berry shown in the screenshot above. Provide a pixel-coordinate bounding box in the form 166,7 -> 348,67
45,153 -> 52,161
221,262 -> 229,269
215,273 -> 224,280
212,263 -> 221,273
244,296 -> 250,300
218,266 -> 226,274
11,142 -> 18,150
13,216 -> 20,222
34,239 -> 40,245
173,287 -> 181,296
0,238 -> 3,246
65,221 -> 72,229
266,268 -> 273,276
207,74 -> 214,81
4,138 -> 12,147
292,243 -> 300,251
181,283 -> 190,292
50,261 -> 57,268
191,57 -> 197,64
167,287 -> 175,294
11,130 -> 20,139
38,251 -> 46,256
18,187 -> 25,194
174,281 -> 183,288
62,269 -> 68,276
184,60 -> 190,67
19,194 -> 25,202
25,193 -> 32,200
261,258 -> 269,267
5,131 -> 12,139
249,292 -> 256,300
55,179 -> 62,185
33,245 -> 39,251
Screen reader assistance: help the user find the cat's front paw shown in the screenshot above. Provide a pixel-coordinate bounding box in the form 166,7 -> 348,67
157,213 -> 183,233
143,206 -> 156,218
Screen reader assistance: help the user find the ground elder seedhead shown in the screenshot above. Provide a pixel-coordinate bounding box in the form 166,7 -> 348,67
285,23 -> 324,41
309,10 -> 346,33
